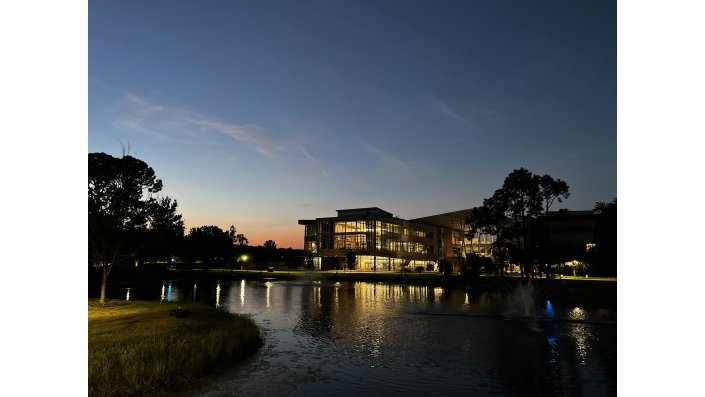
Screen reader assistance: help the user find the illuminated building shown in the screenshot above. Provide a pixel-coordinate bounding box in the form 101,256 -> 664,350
298,207 -> 495,271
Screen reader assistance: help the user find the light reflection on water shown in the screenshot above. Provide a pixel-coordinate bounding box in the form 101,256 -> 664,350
215,283 -> 221,308
157,280 -> 616,397
160,281 -> 179,302
239,279 -> 245,307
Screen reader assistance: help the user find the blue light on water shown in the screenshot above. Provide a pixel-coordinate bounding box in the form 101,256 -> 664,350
544,300 -> 556,318
167,282 -> 173,302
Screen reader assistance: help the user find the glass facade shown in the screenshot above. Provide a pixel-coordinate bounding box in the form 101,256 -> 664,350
299,208 -> 494,272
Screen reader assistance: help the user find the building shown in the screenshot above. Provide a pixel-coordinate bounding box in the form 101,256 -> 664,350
530,210 -> 598,253
298,207 -> 496,272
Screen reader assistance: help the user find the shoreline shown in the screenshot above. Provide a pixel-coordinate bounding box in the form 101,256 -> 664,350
92,268 -> 617,309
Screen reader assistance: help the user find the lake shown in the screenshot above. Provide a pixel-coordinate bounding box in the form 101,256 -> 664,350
105,278 -> 616,396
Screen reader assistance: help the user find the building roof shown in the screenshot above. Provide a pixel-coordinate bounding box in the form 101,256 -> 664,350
411,208 -> 476,230
336,207 -> 394,218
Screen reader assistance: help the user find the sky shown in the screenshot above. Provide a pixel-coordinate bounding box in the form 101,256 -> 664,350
88,0 -> 616,248
8,2 -> 705,394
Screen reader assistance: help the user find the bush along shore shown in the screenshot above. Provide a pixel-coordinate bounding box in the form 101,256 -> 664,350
88,300 -> 262,397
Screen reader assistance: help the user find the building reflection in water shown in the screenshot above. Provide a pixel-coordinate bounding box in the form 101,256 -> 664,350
202,280 -> 614,396
147,279 -> 609,395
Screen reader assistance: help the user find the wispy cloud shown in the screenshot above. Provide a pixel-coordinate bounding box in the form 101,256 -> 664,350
355,137 -> 410,170
433,97 -> 471,124
432,97 -> 498,125
111,91 -> 283,159
300,146 -> 330,178
112,92 -> 164,132
185,117 -> 283,158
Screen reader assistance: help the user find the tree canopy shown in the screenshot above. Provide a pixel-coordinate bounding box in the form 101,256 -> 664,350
89,152 -> 183,303
474,167 -> 570,278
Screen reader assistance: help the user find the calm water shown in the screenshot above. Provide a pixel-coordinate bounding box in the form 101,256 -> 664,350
107,279 -> 616,396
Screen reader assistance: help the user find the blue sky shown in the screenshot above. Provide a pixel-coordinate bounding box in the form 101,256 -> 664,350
89,0 -> 616,248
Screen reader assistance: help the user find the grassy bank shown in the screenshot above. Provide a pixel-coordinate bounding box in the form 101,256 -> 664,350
88,300 -> 261,397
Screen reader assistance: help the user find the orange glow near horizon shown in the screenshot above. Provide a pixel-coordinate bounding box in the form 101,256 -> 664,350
183,217 -> 304,249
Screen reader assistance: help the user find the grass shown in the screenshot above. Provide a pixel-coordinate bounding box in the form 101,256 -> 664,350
88,300 -> 261,397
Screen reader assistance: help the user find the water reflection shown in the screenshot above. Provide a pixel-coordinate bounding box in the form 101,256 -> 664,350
215,283 -> 221,308
239,279 -> 245,307
192,284 -> 197,301
545,300 -> 556,318
160,281 -> 177,302
160,280 -> 616,397
125,288 -> 130,301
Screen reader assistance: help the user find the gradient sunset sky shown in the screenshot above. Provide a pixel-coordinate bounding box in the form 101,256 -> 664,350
88,0 -> 616,249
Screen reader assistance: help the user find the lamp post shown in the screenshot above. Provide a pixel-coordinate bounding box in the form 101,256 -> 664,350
241,255 -> 249,272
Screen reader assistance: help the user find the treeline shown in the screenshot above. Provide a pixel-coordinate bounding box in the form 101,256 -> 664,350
163,225 -> 303,271
88,152 -> 301,304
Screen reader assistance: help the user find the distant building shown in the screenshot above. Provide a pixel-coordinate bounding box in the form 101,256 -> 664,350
298,207 -> 495,272
531,210 -> 598,254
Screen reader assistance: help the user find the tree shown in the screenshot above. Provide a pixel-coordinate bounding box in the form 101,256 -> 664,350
438,259 -> 453,276
258,240 -> 278,270
536,174 -> 570,215
478,168 -> 568,279
305,254 -> 315,270
89,152 -> 183,304
228,225 -> 249,246
590,198 -> 617,276
346,250 -> 357,271
183,226 -> 231,269
138,197 -> 185,265
535,174 -> 570,275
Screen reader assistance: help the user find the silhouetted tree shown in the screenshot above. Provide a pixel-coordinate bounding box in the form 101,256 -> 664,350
438,259 -> 453,276
184,226 -> 231,269
590,198 -> 617,276
534,174 -> 570,275
259,240 -> 278,269
480,168 -> 565,278
263,240 -> 277,250
536,174 -> 570,215
227,225 -> 249,246
139,197 -> 185,265
346,250 -> 357,271
89,152 -> 183,304
305,254 -> 315,270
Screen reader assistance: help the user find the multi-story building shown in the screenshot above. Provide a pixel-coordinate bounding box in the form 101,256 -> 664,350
299,207 -> 496,272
